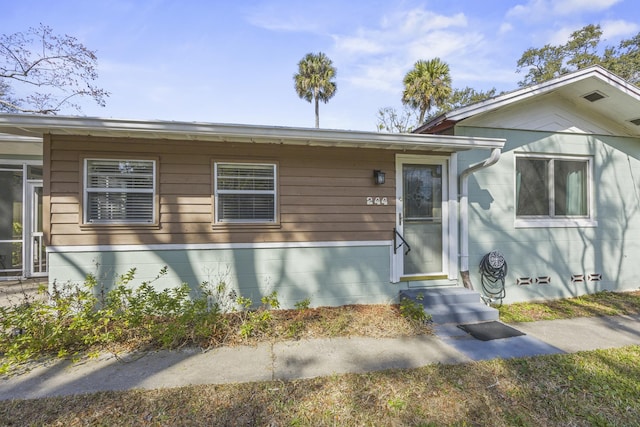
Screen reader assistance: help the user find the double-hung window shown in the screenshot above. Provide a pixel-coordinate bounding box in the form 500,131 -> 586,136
515,155 -> 594,227
84,159 -> 156,224
214,162 -> 277,223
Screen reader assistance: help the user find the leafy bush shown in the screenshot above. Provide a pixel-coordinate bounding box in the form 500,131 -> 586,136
0,268 -> 284,373
399,294 -> 431,325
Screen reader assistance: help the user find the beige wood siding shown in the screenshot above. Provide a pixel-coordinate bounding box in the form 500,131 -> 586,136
47,135 -> 436,246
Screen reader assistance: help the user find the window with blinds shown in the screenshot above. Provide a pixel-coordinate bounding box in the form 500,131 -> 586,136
84,159 -> 156,224
214,163 -> 276,223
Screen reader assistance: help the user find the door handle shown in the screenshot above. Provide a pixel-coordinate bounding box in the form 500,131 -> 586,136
399,212 -> 402,226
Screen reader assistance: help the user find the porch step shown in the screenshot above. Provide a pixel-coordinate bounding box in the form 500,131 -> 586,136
399,287 -> 499,324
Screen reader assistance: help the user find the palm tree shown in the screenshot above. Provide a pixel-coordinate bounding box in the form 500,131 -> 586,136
294,52 -> 337,128
402,58 -> 452,125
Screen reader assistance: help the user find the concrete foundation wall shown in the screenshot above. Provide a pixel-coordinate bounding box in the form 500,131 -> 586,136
48,243 -> 400,308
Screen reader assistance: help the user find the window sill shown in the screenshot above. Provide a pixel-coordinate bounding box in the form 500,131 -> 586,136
212,222 -> 282,231
80,223 -> 161,230
514,218 -> 598,228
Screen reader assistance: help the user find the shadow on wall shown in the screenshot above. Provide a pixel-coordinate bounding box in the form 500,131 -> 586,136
466,133 -> 640,303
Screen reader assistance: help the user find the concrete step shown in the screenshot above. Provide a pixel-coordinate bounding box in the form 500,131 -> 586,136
400,287 -> 482,306
400,287 -> 499,324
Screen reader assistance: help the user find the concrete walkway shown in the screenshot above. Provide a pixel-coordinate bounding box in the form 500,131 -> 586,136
1,313 -> 639,401
0,278 -> 47,308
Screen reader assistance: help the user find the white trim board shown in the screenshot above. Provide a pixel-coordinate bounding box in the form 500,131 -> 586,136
47,240 -> 394,253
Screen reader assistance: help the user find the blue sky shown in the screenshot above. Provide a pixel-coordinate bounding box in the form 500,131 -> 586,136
2,0 -> 639,131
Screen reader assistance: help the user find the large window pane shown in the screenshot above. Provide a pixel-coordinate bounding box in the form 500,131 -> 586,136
554,160 -> 587,216
215,163 -> 276,223
0,168 -> 23,274
516,158 -> 549,216
516,156 -> 590,219
85,159 -> 155,224
403,164 -> 442,220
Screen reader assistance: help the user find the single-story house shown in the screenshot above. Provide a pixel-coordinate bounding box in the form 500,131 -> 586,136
0,65 -> 637,307
416,65 -> 640,303
0,114 -> 504,307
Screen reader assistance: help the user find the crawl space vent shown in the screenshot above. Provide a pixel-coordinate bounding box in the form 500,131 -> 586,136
629,118 -> 640,126
571,274 -> 585,283
583,91 -> 606,102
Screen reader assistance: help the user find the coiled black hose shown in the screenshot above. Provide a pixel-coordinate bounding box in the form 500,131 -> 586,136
479,251 -> 507,304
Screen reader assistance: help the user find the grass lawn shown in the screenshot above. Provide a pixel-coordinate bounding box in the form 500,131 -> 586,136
497,290 -> 640,323
1,290 -> 640,426
1,346 -> 639,426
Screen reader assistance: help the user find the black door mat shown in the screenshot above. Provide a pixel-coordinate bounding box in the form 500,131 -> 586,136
458,321 -> 525,341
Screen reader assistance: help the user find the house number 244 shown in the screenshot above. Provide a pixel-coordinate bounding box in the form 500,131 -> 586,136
366,197 -> 388,205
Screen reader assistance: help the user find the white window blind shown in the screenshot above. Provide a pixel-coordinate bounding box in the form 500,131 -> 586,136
215,163 -> 276,223
84,159 -> 155,224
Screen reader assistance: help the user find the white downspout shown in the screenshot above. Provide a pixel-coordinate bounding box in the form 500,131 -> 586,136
459,147 -> 502,289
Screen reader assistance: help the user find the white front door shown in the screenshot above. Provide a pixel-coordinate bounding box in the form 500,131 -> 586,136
394,155 -> 451,282
25,180 -> 46,277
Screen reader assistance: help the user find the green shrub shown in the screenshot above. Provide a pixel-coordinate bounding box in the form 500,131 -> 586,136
0,268 -> 287,373
294,298 -> 311,310
399,295 -> 431,324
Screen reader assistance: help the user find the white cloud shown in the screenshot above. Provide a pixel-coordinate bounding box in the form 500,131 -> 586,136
499,22 -> 514,35
244,1 -> 330,33
552,0 -> 621,15
387,8 -> 468,34
601,19 -> 640,40
327,6 -> 484,94
245,11 -> 322,33
547,26 -> 577,45
506,0 -> 621,21
506,0 -> 548,20
333,31 -> 387,56
543,18 -> 638,46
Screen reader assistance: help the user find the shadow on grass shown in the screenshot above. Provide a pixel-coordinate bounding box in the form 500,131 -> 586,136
498,290 -> 640,322
2,346 -> 640,426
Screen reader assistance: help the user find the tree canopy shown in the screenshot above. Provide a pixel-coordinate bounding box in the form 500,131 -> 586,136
401,58 -> 452,125
0,24 -> 108,114
517,24 -> 640,86
293,52 -> 337,128
376,106 -> 419,133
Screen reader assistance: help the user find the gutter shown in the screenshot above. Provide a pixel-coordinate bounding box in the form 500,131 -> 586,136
459,147 -> 502,289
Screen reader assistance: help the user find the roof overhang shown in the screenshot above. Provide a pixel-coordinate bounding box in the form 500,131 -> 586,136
0,133 -> 43,157
0,113 -> 504,152
416,65 -> 640,137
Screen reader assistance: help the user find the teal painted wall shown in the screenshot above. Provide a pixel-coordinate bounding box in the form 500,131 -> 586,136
457,126 -> 640,303
48,244 -> 398,308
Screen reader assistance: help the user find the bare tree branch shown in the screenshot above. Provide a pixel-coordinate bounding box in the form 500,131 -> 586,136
0,24 -> 109,114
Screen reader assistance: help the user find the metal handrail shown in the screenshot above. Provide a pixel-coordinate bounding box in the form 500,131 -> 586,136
393,228 -> 411,255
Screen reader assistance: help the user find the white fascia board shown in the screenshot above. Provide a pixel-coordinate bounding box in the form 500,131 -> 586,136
0,133 -> 42,143
438,65 -> 640,124
0,114 -> 504,152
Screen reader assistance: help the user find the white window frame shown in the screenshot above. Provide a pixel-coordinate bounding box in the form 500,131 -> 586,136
514,154 -> 596,228
214,162 -> 277,224
83,158 -> 157,225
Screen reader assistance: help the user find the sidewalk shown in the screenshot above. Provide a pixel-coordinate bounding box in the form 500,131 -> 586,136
1,314 -> 639,401
0,278 -> 47,308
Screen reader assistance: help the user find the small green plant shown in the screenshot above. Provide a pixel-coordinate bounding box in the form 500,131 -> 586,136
294,298 -> 311,310
387,397 -> 407,412
399,295 -> 430,324
237,291 -> 281,339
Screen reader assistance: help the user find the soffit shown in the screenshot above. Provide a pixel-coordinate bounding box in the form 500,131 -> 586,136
0,114 -> 504,152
